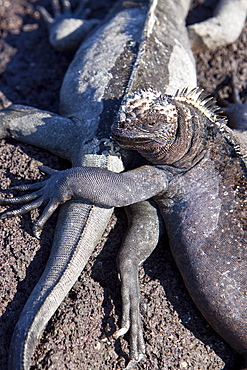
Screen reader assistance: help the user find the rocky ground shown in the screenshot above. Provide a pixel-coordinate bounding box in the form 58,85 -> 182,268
0,0 -> 247,369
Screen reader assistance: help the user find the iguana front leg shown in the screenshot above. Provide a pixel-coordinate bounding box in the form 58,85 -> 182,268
0,165 -> 168,221
0,105 -> 81,161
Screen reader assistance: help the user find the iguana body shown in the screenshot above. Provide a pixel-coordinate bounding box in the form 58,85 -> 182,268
1,0 -> 247,369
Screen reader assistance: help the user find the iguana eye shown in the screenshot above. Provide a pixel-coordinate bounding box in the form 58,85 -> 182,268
141,103 -> 178,131
142,114 -> 159,128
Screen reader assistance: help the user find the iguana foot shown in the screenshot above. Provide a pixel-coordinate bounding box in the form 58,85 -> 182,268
113,260 -> 146,363
38,0 -> 100,51
122,354 -> 145,370
217,75 -> 247,131
0,165 -> 71,238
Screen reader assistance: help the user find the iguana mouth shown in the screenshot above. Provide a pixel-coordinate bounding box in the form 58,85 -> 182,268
112,131 -> 170,163
112,132 -> 152,148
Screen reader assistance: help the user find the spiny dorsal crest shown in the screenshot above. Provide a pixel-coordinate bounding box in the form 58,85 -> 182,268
174,87 -> 221,123
175,88 -> 247,166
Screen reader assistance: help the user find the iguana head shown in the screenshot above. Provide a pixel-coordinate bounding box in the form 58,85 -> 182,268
112,89 -> 180,164
112,88 -> 230,166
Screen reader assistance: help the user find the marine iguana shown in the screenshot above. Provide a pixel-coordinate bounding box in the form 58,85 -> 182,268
0,0 -> 247,369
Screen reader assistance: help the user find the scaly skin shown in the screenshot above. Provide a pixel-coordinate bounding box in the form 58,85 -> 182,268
1,0 -> 247,369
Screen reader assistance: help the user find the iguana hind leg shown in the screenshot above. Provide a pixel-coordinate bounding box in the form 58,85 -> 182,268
115,200 -> 162,368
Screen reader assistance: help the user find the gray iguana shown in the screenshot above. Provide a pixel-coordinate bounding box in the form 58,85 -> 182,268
1,0 -> 247,369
